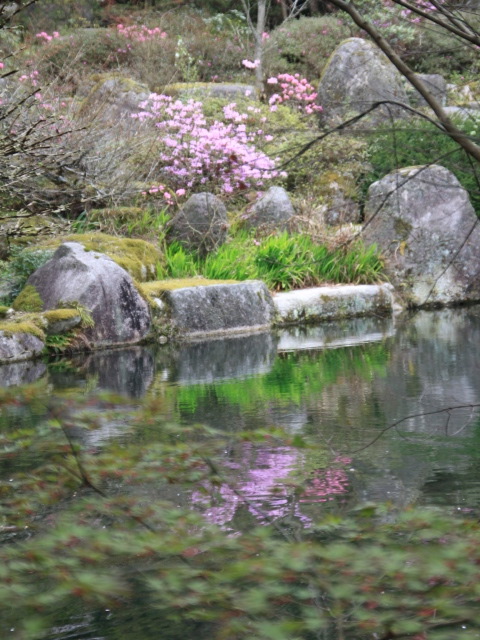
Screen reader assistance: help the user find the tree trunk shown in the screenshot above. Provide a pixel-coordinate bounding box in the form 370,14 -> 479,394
254,0 -> 267,93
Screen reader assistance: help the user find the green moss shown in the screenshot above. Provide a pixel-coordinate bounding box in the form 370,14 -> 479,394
0,305 -> 9,318
143,278 -> 238,294
38,233 -> 162,282
42,309 -> 80,323
12,285 -> 43,312
0,320 -> 45,340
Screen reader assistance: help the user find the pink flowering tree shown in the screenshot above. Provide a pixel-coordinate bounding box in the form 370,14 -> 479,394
133,94 -> 285,197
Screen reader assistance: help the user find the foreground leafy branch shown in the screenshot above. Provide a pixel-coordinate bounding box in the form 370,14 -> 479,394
2,384 -> 480,640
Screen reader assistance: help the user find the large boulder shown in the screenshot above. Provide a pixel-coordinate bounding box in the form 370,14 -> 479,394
362,165 -> 480,307
317,38 -> 409,127
244,186 -> 295,231
23,242 -> 151,347
168,193 -> 228,255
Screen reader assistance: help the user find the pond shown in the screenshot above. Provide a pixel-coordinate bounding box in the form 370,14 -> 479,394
2,306 -> 480,639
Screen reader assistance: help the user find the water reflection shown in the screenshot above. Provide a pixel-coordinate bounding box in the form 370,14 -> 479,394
2,308 -> 480,516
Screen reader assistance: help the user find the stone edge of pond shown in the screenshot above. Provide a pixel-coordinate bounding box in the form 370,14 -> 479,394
0,281 -> 399,364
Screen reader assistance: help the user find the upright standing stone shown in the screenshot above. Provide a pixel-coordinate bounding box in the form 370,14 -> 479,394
168,193 -> 228,255
244,186 -> 295,231
363,165 -> 480,307
317,38 -> 409,127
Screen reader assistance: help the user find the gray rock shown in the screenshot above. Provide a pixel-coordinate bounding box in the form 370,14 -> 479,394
323,192 -> 361,226
45,314 -> 82,336
406,73 -> 447,108
0,331 -> 45,364
362,165 -> 480,307
26,242 -> 151,347
163,280 -> 276,338
274,284 -> 396,325
317,38 -> 409,127
80,74 -> 150,121
168,192 -> 228,255
443,105 -> 480,119
245,186 -> 295,230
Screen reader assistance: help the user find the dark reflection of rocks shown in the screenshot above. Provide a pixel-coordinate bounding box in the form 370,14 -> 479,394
157,331 -> 278,385
277,315 -> 396,352
336,308 -> 480,509
374,308 -> 480,436
0,360 -> 47,387
69,347 -> 156,398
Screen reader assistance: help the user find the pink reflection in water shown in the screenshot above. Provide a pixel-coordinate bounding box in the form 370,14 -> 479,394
192,445 -> 351,529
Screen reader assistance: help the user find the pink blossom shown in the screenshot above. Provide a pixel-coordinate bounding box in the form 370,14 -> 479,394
242,59 -> 260,69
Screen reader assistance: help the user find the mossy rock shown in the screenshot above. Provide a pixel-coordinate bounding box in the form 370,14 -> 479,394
37,233 -> 161,282
143,278 -> 238,294
137,278 -> 237,307
0,305 -> 9,318
12,285 -> 43,312
0,319 -> 45,340
42,309 -> 82,335
78,73 -> 151,118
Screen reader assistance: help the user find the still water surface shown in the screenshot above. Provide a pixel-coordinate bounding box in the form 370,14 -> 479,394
3,307 -> 480,638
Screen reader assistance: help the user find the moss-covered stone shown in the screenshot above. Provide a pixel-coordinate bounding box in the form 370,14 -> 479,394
0,305 -> 9,318
42,308 -> 80,323
42,309 -> 82,336
12,285 -> 43,312
37,233 -> 161,282
0,320 -> 45,340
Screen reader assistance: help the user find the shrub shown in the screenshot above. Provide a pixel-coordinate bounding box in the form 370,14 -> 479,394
263,16 -> 352,82
133,95 -> 284,196
0,247 -> 54,303
363,115 -> 480,216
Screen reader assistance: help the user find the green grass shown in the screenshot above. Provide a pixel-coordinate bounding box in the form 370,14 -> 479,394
158,232 -> 384,291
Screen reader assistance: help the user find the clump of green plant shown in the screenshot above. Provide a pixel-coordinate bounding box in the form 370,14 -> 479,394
363,115 -> 480,216
0,247 -> 54,304
159,232 -> 383,290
